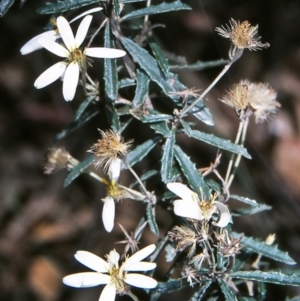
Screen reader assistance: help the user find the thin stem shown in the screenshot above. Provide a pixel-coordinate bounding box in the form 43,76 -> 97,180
124,160 -> 149,199
84,170 -> 106,184
87,18 -> 108,48
144,0 -> 151,24
127,290 -> 140,301
180,63 -> 232,116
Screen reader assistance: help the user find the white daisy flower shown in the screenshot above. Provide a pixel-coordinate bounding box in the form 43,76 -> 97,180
63,245 -> 158,301
167,182 -> 231,227
34,15 -> 126,101
20,7 -> 103,55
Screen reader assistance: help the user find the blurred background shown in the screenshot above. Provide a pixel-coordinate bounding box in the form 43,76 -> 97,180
1,0 -> 300,300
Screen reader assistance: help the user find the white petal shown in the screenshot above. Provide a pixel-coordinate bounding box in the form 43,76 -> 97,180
102,196 -> 115,232
173,200 -> 203,220
37,37 -> 69,57
62,62 -> 80,101
167,182 -> 196,202
34,62 -> 66,89
57,16 -> 76,51
124,274 -> 157,289
75,15 -> 93,48
122,244 -> 155,270
63,272 -> 110,288
99,284 -> 116,301
123,262 -> 156,272
108,158 -> 121,181
108,249 -> 120,267
20,30 -> 58,55
70,7 -> 103,23
212,201 -> 231,228
85,47 -> 126,58
74,251 -> 109,273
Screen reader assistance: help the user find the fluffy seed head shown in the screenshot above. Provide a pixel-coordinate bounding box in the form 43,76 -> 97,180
44,147 -> 73,174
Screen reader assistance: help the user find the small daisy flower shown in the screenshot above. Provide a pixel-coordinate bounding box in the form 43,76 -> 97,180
20,7 -> 103,55
63,245 -> 157,301
34,15 -> 126,101
167,182 -> 231,228
215,18 -> 269,60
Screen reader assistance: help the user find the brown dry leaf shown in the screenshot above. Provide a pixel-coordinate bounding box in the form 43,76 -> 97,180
28,256 -> 63,301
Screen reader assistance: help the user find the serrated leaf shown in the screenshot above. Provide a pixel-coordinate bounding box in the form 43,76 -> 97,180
64,155 -> 94,187
118,78 -> 136,88
230,195 -> 259,207
146,204 -> 159,235
150,40 -> 169,76
169,166 -> 181,182
112,0 -> 120,16
232,204 -> 272,216
132,109 -> 172,123
174,145 -> 209,199
125,136 -> 160,168
191,101 -> 214,126
121,0 -> 191,21
161,129 -> 175,183
285,296 -> 300,301
185,129 -> 251,159
56,107 -> 100,140
121,0 -> 146,2
232,233 -> 296,265
170,59 -> 229,71
150,122 -> 172,138
218,278 -> 238,301
105,101 -> 120,132
132,69 -> 150,107
206,178 -> 222,192
230,270 -> 300,286
0,0 -> 14,17
74,96 -> 94,121
37,0 -> 103,14
104,22 -> 118,101
121,37 -> 175,95
180,120 -> 193,136
189,281 -> 212,301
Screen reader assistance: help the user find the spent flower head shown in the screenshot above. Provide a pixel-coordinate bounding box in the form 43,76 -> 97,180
215,18 -> 269,61
34,15 -> 126,101
63,245 -> 157,301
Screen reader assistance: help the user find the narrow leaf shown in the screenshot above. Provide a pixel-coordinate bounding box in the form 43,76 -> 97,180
146,204 -> 159,235
218,278 -> 238,301
0,0 -> 14,17
189,281 -> 212,301
104,22 -> 118,101
230,195 -> 259,207
132,109 -> 172,123
185,129 -> 251,159
37,0 -> 103,14
112,0 -> 120,16
74,95 -> 94,121
130,169 -> 158,188
121,0 -> 146,2
132,69 -> 150,107
150,122 -> 172,138
121,1 -> 191,21
64,155 -> 94,187
232,204 -> 272,216
161,129 -> 175,183
191,101 -> 214,126
174,145 -> 209,199
232,233 -> 296,265
105,101 -> 120,132
121,37 -> 175,96
118,78 -> 136,88
150,40 -> 169,76
170,59 -> 229,71
231,270 -> 300,286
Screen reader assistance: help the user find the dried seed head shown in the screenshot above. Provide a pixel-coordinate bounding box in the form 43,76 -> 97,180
44,147 -> 74,174
216,230 -> 243,257
220,83 -> 249,111
88,130 -> 132,171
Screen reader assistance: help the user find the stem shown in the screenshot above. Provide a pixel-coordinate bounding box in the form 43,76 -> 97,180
84,170 -> 106,184
144,0 -> 151,24
127,290 -> 140,301
180,63 -> 232,116
87,18 -> 108,48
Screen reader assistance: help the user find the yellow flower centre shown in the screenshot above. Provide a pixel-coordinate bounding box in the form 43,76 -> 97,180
107,180 -> 123,199
109,267 -> 129,294
68,49 -> 86,68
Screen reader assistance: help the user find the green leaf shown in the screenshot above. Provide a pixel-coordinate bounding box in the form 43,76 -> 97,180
190,101 -> 214,126
285,296 -> 300,301
121,37 -> 176,96
232,233 -> 296,265
56,107 -> 100,140
74,96 -> 95,121
121,0 -> 191,21
104,22 -> 118,101
170,59 -> 229,71
64,155 -> 94,187
230,270 -> 300,286
125,137 -> 160,167
180,120 -> 193,136
132,69 -> 150,107
230,195 -> 260,207
112,0 -> 120,16
0,0 -> 14,17
150,122 -> 172,138
121,0 -> 146,3
105,101 -> 121,132
174,145 -> 210,199
118,78 -> 136,88
161,129 -> 175,183
218,278 -> 238,301
184,129 -> 251,159
232,204 -> 272,216
37,0 -> 103,14
189,281 -> 212,301
146,204 -> 159,235
130,169 -> 158,188
169,166 -> 181,182
150,40 -> 169,76
132,109 -> 172,123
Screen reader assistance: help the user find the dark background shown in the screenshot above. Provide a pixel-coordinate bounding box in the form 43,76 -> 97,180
1,0 -> 300,300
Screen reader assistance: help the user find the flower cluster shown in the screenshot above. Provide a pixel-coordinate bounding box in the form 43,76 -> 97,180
63,245 -> 157,301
